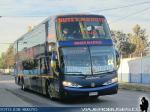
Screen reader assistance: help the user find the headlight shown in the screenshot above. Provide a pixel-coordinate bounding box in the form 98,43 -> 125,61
62,81 -> 82,88
102,77 -> 118,86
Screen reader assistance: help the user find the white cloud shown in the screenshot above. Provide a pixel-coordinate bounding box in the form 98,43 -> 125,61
0,17 -> 45,53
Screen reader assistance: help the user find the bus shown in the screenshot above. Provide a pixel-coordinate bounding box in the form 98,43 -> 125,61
13,14 -> 120,100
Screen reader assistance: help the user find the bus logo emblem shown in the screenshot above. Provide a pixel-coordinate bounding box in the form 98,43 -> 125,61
91,82 -> 95,87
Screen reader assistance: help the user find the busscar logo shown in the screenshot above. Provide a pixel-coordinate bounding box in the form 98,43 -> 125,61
91,82 -> 95,87
140,97 -> 149,112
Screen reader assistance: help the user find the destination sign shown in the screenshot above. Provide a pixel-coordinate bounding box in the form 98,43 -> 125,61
57,17 -> 105,23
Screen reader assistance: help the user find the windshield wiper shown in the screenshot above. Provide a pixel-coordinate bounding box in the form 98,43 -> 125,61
94,70 -> 111,74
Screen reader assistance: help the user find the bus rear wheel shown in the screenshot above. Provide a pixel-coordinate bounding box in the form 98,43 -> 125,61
15,76 -> 20,85
21,78 -> 26,91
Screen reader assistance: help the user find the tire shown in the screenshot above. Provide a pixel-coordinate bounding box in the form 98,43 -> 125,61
15,76 -> 17,84
46,81 -> 55,100
18,77 -> 20,84
16,77 -> 20,85
21,78 -> 26,91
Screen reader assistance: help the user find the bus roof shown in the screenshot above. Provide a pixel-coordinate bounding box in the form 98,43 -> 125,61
55,13 -> 105,18
14,13 -> 106,44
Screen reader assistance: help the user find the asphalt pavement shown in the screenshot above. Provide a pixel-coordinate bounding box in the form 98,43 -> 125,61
0,74 -> 149,112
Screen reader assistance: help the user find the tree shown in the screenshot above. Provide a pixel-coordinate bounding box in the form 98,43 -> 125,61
130,24 -> 149,56
111,30 -> 135,57
0,45 -> 14,69
5,45 -> 15,68
0,55 -> 4,69
111,30 -> 127,51
111,24 -> 149,57
120,41 -> 136,56
0,57 -> 2,68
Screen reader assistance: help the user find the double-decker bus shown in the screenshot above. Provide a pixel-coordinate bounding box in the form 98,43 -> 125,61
13,14 -> 120,100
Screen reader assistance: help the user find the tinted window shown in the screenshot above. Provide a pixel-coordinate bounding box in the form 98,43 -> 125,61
56,16 -> 111,41
61,47 -> 91,75
90,46 -> 116,74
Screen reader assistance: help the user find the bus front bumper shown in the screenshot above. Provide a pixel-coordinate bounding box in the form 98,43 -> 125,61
62,83 -> 118,98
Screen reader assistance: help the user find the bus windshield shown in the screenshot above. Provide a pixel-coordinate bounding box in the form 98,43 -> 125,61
56,16 -> 111,41
90,46 -> 116,74
61,46 -> 116,75
61,47 -> 91,75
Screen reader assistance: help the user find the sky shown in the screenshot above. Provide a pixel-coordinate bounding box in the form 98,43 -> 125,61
0,0 -> 150,53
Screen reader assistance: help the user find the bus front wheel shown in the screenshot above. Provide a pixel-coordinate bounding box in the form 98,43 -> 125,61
46,81 -> 55,100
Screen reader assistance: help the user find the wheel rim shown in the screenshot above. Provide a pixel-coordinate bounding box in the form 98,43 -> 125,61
22,83 -> 25,90
48,84 -> 53,98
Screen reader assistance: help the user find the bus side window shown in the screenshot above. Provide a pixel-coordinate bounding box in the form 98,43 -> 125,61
37,59 -> 41,75
38,57 -> 49,74
44,57 -> 49,74
33,59 -> 38,75
40,58 -> 44,74
42,58 -> 47,74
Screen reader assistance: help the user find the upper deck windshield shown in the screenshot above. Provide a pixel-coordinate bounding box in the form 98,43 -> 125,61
56,15 -> 111,41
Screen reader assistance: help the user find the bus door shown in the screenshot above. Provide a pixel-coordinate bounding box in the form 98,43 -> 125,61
50,51 -> 60,97
36,57 -> 49,93
35,58 -> 44,93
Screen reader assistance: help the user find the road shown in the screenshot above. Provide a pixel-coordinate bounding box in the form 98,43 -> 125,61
0,74 -> 149,111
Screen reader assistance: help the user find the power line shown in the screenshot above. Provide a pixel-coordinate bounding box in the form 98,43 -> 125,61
92,1 -> 150,12
1,1 -> 150,17
110,6 -> 150,24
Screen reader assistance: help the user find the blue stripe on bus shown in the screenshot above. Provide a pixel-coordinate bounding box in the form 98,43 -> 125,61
58,39 -> 113,47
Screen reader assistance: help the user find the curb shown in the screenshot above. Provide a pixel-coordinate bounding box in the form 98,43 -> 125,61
119,82 -> 150,92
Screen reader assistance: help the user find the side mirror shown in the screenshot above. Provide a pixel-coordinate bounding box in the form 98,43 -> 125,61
51,52 -> 57,70
51,59 -> 56,70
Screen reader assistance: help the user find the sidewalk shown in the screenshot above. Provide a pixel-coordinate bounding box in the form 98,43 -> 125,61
119,82 -> 150,92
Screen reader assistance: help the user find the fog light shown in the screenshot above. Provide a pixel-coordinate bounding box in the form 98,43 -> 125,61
102,77 -> 118,86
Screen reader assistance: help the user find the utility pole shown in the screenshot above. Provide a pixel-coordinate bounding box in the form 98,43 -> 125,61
140,53 -> 143,83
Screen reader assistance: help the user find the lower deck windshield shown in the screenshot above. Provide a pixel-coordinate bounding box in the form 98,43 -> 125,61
61,46 -> 116,75
61,47 -> 91,75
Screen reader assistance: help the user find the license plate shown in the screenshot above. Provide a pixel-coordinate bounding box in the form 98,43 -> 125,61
89,92 -> 98,96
